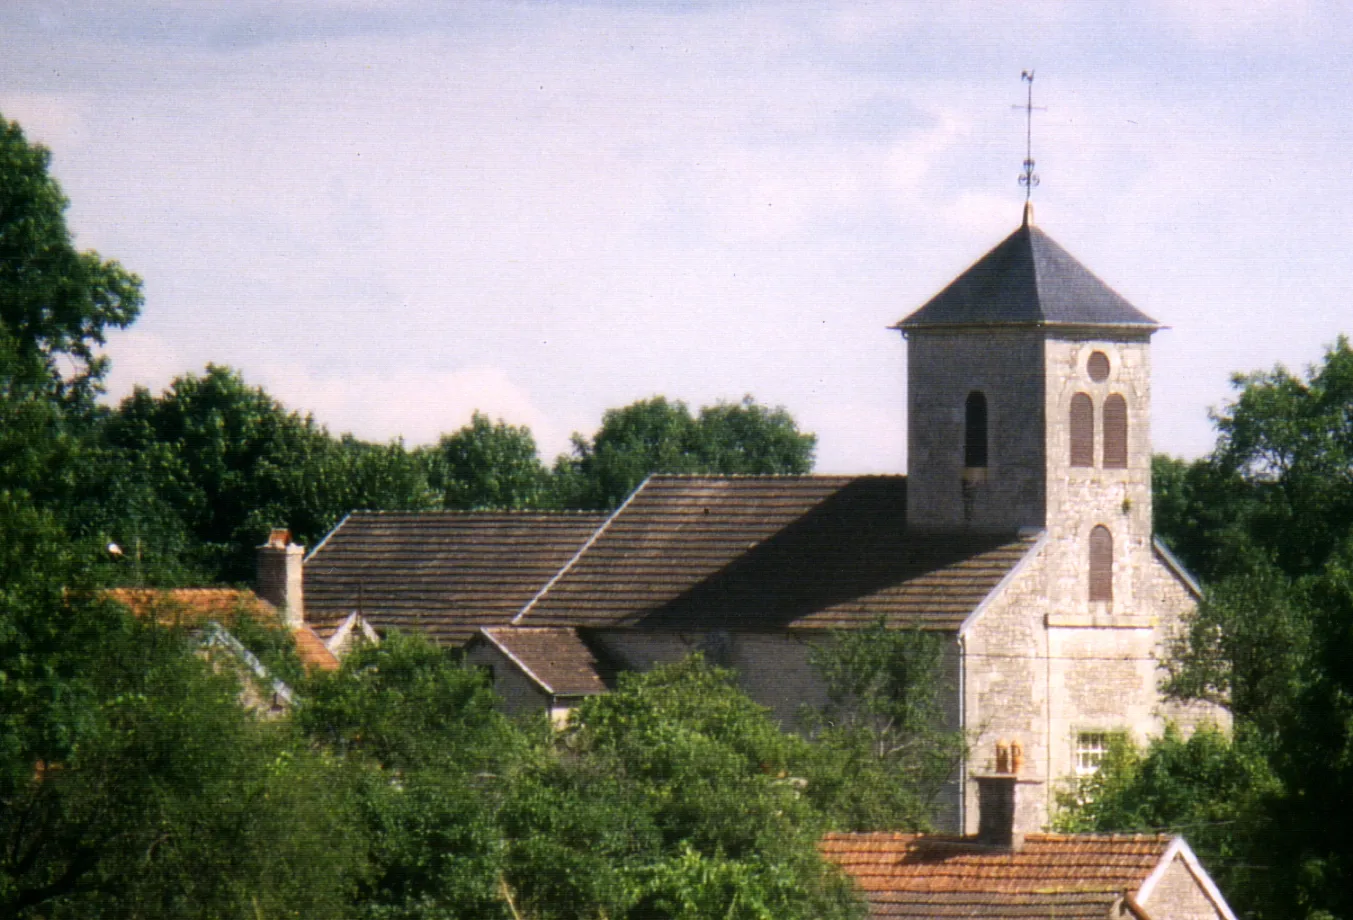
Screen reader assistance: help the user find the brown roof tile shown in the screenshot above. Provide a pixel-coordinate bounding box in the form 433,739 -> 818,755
303,511 -> 605,646
479,627 -> 609,696
862,890 -> 1123,920
106,588 -> 338,674
820,833 -> 1170,896
291,624 -> 340,672
106,588 -> 277,627
518,476 -> 1036,631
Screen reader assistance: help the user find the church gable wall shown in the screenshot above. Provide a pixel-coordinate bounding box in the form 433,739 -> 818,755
960,540 -> 1051,834
963,541 -> 1226,835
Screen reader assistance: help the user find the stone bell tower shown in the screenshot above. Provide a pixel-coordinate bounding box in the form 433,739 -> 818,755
897,206 -> 1161,616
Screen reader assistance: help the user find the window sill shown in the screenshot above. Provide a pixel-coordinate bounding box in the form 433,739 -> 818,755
1045,613 -> 1156,629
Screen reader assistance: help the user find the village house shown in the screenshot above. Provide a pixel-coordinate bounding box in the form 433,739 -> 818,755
821,775 -> 1238,920
294,208 -> 1225,835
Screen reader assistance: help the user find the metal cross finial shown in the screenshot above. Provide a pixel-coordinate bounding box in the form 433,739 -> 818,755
1012,70 -> 1046,202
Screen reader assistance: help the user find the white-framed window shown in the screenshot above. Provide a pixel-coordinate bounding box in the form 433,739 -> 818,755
1075,731 -> 1112,776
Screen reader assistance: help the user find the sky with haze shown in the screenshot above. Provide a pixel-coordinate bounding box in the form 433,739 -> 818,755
2,0 -> 1348,472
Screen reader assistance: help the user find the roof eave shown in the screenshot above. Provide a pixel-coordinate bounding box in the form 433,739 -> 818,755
894,320 -> 1163,337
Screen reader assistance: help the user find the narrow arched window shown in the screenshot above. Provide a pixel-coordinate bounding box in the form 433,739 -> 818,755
1103,394 -> 1128,469
1070,393 -> 1094,468
964,392 -> 988,468
1089,525 -> 1113,603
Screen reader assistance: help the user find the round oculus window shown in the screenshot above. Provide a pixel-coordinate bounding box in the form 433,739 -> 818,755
1087,351 -> 1110,382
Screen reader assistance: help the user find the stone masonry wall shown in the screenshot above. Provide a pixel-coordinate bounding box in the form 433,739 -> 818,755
906,330 -> 1048,530
1142,854 -> 1228,920
464,640 -> 551,716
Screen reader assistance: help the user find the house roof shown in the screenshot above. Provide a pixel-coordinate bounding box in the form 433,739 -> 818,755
303,511 -> 606,646
107,588 -> 275,625
291,623 -> 341,672
515,476 -> 1037,631
477,626 -> 609,697
896,223 -> 1158,331
820,833 -> 1173,920
105,588 -> 339,673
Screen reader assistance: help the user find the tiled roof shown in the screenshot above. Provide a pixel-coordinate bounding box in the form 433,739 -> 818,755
517,476 -> 1036,631
820,833 -> 1170,905
291,623 -> 340,672
861,890 -> 1124,920
106,588 -> 340,674
106,588 -> 275,625
896,223 -> 1159,330
303,511 -> 605,646
479,627 -> 609,697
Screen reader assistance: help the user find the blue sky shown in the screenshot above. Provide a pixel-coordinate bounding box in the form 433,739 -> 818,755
2,1 -> 1348,471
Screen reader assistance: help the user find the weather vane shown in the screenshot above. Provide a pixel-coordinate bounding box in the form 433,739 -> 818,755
1012,70 -> 1045,204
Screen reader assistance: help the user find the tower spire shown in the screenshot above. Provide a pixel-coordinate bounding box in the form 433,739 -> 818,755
1013,70 -> 1045,223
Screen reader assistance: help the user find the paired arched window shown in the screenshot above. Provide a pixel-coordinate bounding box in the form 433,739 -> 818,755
964,392 -> 988,468
1070,393 -> 1129,469
1103,394 -> 1128,468
1089,525 -> 1113,603
1070,393 -> 1094,467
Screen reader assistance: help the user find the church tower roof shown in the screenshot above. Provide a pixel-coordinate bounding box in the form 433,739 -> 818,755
896,220 -> 1159,331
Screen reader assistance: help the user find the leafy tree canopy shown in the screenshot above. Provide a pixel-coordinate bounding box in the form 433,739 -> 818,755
555,396 -> 816,509
1053,726 -> 1279,919
0,116 -> 141,401
104,365 -> 436,581
803,622 -> 965,832
421,411 -> 549,510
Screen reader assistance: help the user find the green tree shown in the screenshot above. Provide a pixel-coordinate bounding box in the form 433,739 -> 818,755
516,657 -> 862,920
105,365 -> 436,581
1052,726 -> 1278,919
802,622 -> 965,831
0,115 -> 141,402
1149,340 -> 1353,919
0,497 -> 362,918
1155,339 -> 1353,585
1162,562 -> 1313,737
555,396 -> 816,509
298,633 -> 521,919
422,412 -> 549,510
1261,539 -> 1353,920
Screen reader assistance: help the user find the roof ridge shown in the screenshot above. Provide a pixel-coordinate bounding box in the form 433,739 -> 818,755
344,508 -> 606,516
643,473 -> 903,480
511,477 -> 650,625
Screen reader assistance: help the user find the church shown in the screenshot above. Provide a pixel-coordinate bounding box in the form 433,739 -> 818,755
283,205 -> 1224,835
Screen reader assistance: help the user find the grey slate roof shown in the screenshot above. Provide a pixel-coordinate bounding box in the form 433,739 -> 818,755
303,511 -> 604,646
515,476 -> 1036,632
897,223 -> 1159,330
477,627 -> 609,697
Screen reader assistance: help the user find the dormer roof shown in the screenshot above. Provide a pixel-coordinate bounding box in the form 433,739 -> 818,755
896,222 -> 1159,332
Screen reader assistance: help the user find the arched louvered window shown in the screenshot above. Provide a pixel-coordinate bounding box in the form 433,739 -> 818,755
1070,393 -> 1094,468
1089,525 -> 1113,603
964,392 -> 988,468
1103,394 -> 1128,469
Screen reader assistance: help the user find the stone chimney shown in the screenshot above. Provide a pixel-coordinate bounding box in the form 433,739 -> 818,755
975,739 -> 1039,850
257,528 -> 304,629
